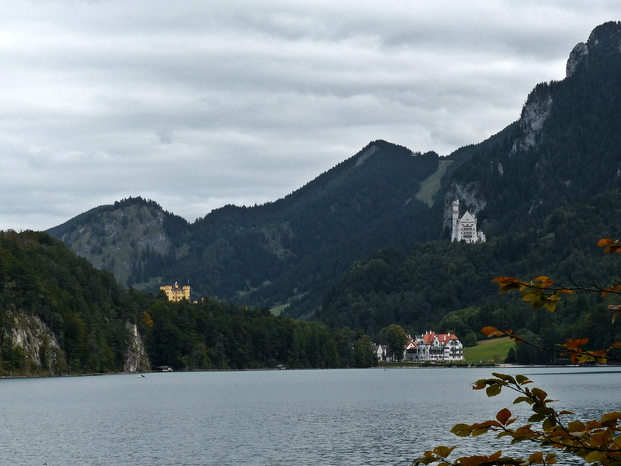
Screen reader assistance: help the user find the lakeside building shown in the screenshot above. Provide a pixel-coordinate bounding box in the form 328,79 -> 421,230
160,282 -> 191,302
376,331 -> 464,363
404,331 -> 464,362
451,199 -> 486,243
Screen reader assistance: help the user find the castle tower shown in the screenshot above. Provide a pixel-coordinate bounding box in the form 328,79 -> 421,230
451,199 -> 460,242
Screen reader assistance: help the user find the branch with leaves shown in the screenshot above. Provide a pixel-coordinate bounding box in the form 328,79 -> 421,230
413,373 -> 621,465
411,239 -> 621,465
492,238 -> 621,313
481,326 -> 621,365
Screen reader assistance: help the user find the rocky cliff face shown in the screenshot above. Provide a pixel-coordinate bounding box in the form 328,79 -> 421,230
4,311 -> 66,374
442,182 -> 487,232
566,42 -> 589,77
510,85 -> 553,155
123,323 -> 151,373
48,197 -> 184,286
2,314 -> 151,375
566,21 -> 621,78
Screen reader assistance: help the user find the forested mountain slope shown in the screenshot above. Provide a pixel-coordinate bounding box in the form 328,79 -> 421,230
50,142 -> 457,317
48,22 -> 621,322
0,231 -> 377,375
444,21 -> 621,238
0,230 -> 148,375
318,190 -> 621,340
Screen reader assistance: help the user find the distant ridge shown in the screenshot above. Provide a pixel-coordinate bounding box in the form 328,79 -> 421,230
49,22 -> 621,320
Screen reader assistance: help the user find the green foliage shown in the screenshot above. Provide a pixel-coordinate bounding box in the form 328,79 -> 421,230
462,337 -> 514,364
139,299 -> 376,370
0,230 -> 377,376
414,229 -> 621,464
378,324 -> 408,361
319,190 -> 621,355
48,144 -> 444,319
0,230 -> 136,375
414,372 -> 621,465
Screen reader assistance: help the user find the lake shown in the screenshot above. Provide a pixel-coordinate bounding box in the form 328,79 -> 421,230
0,367 -> 619,465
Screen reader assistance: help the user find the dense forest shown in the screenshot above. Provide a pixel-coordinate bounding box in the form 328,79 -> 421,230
47,143 -> 455,319
318,190 -> 621,363
0,231 -> 376,376
23,22 -> 621,368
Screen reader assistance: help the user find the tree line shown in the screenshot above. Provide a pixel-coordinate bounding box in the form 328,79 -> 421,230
0,230 -> 377,376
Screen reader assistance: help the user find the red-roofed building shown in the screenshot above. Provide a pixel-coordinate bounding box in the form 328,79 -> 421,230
403,330 -> 464,362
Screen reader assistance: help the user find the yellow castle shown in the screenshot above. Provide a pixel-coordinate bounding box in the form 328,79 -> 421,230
160,282 -> 191,302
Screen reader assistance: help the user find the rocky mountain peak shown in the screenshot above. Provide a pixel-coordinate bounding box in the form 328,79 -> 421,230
566,21 -> 621,78
566,42 -> 589,78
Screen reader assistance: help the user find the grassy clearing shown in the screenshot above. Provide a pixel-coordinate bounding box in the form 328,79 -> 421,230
415,159 -> 453,207
464,337 -> 514,364
269,304 -> 288,316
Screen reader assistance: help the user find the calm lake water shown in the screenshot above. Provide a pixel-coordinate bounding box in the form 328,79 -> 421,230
0,367 -> 619,465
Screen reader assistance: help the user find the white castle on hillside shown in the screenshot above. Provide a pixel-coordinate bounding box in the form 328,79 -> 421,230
451,199 -> 486,243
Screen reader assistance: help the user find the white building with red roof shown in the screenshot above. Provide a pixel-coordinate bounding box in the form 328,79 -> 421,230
403,330 -> 464,362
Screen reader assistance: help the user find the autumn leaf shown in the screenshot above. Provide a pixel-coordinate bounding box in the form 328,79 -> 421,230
602,284 -> 621,297
496,408 -> 512,425
532,276 -> 554,287
561,338 -> 589,352
481,326 -> 505,337
598,238 -> 621,253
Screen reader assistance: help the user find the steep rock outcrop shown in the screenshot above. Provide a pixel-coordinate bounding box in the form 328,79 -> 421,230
510,84 -> 553,155
123,322 -> 150,373
4,311 -> 66,375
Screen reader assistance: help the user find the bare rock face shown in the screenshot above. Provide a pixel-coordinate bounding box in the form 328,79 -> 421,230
566,22 -> 621,78
443,183 -> 486,230
123,322 -> 151,373
511,87 -> 553,155
6,312 -> 66,374
566,42 -> 589,78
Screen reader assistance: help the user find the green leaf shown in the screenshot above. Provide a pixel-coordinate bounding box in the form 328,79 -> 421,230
542,417 -> 556,431
528,412 -> 546,423
486,383 -> 502,397
450,424 -> 472,437
513,396 -> 534,405
471,427 -> 490,437
531,388 -> 548,402
515,375 -> 530,385
492,373 -> 516,384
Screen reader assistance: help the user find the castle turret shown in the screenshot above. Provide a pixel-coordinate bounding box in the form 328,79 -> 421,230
451,199 -> 460,242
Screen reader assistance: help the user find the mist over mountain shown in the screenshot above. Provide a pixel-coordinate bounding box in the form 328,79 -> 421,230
48,22 -> 621,325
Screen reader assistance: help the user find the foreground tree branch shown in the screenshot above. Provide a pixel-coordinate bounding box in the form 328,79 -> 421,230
411,239 -> 621,465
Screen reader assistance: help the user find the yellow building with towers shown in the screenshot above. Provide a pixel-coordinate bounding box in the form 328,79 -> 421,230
160,282 -> 191,302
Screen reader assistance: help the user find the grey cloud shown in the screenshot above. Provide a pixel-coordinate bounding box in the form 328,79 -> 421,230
0,1 -> 619,230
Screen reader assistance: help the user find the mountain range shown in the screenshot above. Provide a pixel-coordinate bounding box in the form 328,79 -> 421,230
48,21 -> 621,325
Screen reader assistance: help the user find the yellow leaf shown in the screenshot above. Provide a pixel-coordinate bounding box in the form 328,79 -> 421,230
568,420 -> 586,433
433,445 -> 456,458
515,375 -> 531,385
601,411 -> 621,424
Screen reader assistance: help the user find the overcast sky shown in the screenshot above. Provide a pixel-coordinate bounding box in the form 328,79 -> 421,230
1,1 -> 618,231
